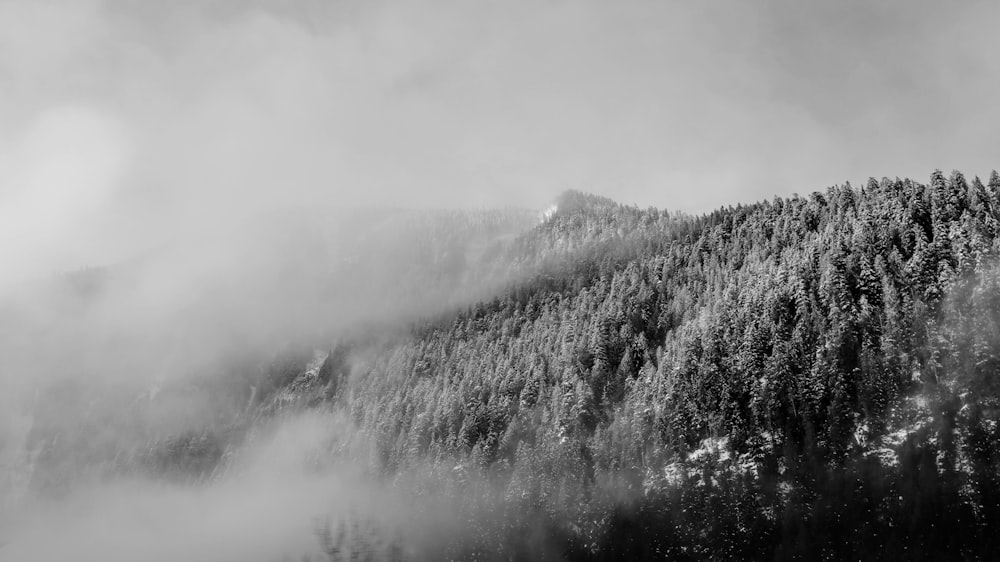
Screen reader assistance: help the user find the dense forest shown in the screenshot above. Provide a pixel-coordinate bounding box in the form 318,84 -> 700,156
15,170 -> 1000,560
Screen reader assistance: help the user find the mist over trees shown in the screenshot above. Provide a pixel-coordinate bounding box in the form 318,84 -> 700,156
8,170 -> 1000,560
333,170 -> 1000,559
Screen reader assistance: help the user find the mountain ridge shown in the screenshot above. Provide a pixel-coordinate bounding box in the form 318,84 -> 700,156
10,169 -> 1000,559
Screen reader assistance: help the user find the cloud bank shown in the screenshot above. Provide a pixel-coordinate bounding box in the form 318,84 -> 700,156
3,0 -> 997,282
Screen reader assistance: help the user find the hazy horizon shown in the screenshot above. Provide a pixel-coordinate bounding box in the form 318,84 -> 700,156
2,0 -> 999,283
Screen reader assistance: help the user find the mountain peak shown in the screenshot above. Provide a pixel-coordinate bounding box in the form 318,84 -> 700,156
547,190 -> 620,218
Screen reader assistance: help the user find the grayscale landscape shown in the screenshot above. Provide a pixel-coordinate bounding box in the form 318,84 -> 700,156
2,1 -> 999,560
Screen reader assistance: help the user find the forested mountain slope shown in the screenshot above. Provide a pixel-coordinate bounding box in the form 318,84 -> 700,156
11,170 -> 1000,560
326,171 -> 1000,559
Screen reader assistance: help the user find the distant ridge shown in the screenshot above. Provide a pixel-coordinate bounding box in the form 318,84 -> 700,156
552,189 -> 621,214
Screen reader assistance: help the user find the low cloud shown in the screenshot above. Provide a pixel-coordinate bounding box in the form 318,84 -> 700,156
2,0 -> 999,559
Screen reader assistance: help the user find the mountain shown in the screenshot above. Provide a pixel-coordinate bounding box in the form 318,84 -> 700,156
325,172 -> 1000,558
8,171 -> 1000,560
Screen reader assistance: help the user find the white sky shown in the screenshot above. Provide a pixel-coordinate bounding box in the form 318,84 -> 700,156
1,0 -> 999,279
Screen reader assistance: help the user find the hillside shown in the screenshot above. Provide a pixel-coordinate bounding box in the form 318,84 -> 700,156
326,171 -> 1000,559
9,171 -> 1000,560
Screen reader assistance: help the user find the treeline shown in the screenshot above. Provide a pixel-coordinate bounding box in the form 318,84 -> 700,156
324,171 -> 1000,559
22,172 -> 1000,559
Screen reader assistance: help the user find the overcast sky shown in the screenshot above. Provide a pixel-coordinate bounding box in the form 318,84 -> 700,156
1,0 -> 999,279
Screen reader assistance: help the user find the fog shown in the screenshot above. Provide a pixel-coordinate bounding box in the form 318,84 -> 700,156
3,0 -> 1000,559
4,413 -> 352,561
4,0 -> 998,285
2,411 -> 504,561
